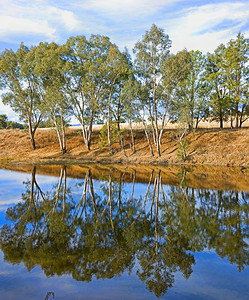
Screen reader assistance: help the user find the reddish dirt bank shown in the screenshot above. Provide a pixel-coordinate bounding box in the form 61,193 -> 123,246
0,127 -> 248,167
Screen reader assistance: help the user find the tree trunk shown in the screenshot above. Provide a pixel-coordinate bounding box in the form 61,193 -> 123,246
28,118 -> 36,150
119,134 -> 127,157
87,113 -> 94,151
235,101 -> 239,128
195,116 -> 199,129
144,127 -> 154,156
62,128 -> 66,154
81,111 -> 94,151
158,99 -> 170,147
239,104 -> 245,128
117,114 -> 120,131
137,109 -> 154,156
219,108 -> 223,129
61,111 -> 66,154
53,116 -> 65,154
107,116 -> 113,155
129,120 -> 135,153
152,68 -> 160,157
81,125 -> 88,150
230,114 -> 234,129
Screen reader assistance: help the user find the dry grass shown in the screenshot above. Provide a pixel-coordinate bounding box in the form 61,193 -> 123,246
0,126 -> 249,167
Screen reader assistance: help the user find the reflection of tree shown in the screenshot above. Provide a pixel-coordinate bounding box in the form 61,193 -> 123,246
167,173 -> 249,271
198,189 -> 249,271
0,166 -> 248,297
133,171 -> 195,297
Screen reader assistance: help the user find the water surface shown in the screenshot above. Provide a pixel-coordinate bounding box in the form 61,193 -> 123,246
0,165 -> 248,300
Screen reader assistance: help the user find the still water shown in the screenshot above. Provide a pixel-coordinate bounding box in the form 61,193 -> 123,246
0,164 -> 248,300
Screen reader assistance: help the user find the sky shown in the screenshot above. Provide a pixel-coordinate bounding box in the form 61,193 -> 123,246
1,0 -> 249,120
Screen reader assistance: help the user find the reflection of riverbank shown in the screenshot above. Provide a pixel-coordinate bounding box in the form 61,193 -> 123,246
1,163 -> 249,192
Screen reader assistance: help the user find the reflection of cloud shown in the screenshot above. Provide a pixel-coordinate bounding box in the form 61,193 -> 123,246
0,170 -> 30,182
0,197 -> 23,208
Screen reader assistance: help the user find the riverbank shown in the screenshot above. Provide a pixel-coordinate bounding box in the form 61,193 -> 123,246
0,127 -> 248,167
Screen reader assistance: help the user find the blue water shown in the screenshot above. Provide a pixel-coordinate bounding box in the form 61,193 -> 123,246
0,166 -> 248,300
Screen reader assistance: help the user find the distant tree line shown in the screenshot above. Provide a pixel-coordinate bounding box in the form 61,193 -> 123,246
0,114 -> 25,129
0,24 -> 248,156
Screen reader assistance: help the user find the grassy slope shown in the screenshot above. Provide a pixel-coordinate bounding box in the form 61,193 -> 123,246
0,127 -> 248,167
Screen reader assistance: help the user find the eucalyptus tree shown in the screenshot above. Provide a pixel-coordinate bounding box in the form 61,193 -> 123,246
33,42 -> 71,154
162,49 -> 192,137
133,24 -> 172,157
206,45 -> 230,128
120,75 -> 141,154
98,45 -> 130,155
110,48 -> 134,131
170,50 -> 208,130
221,33 -> 249,128
63,35 -> 109,151
63,35 -> 129,154
0,44 -> 42,149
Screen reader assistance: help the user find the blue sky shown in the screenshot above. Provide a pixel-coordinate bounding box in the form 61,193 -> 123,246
1,0 -> 249,120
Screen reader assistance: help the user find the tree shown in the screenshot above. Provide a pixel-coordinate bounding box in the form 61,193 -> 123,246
133,24 -> 172,157
62,35 -> 107,151
33,42 -> 71,154
170,50 -> 208,130
120,75 -> 141,154
0,44 -> 42,149
206,45 -> 231,128
98,44 -> 130,155
222,33 -> 249,128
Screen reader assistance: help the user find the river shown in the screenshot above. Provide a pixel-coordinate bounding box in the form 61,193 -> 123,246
0,164 -> 248,299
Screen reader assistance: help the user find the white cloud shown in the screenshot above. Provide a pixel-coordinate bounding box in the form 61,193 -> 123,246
0,0 -> 81,44
0,100 -> 19,121
47,7 -> 81,32
0,15 -> 55,40
160,2 -> 249,53
0,1 -> 248,59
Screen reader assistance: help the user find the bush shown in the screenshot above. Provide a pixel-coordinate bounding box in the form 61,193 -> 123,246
177,138 -> 189,161
98,122 -> 123,149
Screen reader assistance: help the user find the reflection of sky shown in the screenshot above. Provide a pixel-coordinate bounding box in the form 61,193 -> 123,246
0,170 -> 29,208
0,169 -> 60,226
0,167 -> 248,299
168,252 -> 249,300
0,250 -> 249,300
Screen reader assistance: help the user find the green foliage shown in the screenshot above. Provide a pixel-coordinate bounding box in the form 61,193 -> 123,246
0,114 -> 7,128
6,120 -> 25,129
170,50 -> 208,129
177,138 -> 189,162
98,122 -> 123,149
